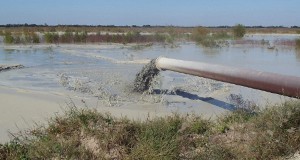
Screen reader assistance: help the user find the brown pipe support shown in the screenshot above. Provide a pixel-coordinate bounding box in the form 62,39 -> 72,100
155,57 -> 300,98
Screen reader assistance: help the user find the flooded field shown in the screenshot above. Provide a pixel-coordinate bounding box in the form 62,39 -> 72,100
0,34 -> 300,142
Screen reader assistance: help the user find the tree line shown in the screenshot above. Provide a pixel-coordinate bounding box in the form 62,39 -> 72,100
0,24 -> 299,28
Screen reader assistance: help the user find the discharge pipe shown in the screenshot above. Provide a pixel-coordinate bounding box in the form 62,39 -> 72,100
155,57 -> 300,98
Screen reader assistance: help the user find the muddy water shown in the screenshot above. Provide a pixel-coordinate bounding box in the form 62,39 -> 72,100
0,35 -> 300,117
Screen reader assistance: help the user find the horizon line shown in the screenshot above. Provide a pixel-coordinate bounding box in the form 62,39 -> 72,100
1,24 -> 300,28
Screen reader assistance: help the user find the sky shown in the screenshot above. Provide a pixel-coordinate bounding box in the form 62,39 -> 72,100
0,0 -> 299,26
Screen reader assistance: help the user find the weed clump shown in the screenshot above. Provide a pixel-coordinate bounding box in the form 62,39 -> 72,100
23,32 -> 40,44
44,32 -> 59,43
3,32 -> 14,44
60,31 -> 74,43
74,31 -> 87,43
233,24 -> 246,38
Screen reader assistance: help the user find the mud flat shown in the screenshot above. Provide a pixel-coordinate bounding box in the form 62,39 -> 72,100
0,84 -> 230,143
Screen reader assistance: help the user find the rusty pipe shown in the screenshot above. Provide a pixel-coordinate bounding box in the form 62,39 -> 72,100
155,57 -> 300,98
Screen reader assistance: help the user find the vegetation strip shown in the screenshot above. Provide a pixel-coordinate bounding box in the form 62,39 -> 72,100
1,24 -> 300,49
0,100 -> 299,159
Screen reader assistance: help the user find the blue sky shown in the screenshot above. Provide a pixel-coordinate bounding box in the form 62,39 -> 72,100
0,0 -> 299,26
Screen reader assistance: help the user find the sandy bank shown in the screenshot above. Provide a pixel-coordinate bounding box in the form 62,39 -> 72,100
0,86 -> 66,142
0,83 -> 231,143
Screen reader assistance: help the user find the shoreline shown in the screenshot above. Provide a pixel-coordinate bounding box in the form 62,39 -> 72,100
0,82 -> 232,143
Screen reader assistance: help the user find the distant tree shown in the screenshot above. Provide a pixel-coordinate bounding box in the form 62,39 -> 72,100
233,24 -> 246,38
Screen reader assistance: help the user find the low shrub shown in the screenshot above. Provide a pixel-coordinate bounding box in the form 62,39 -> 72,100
23,32 -> 40,44
60,31 -> 73,43
74,31 -> 87,43
3,32 -> 14,44
233,24 -> 246,38
32,33 -> 40,43
44,32 -> 59,43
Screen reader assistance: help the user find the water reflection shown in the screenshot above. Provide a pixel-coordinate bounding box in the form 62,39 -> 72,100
202,48 -> 221,56
3,49 -> 15,54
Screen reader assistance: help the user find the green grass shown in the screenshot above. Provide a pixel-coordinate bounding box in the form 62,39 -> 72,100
0,100 -> 299,159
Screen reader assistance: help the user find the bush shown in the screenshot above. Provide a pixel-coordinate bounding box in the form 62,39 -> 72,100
60,31 -> 73,43
44,33 -> 59,43
74,32 -> 87,43
22,32 -> 40,44
23,32 -> 32,43
14,36 -> 22,44
3,32 -> 14,44
192,27 -> 209,42
32,33 -> 40,43
233,24 -> 246,38
125,31 -> 141,43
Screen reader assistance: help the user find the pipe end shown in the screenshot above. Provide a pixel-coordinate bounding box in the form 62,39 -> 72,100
155,56 -> 166,71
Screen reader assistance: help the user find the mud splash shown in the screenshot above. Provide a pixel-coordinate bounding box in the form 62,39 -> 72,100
133,59 -> 160,92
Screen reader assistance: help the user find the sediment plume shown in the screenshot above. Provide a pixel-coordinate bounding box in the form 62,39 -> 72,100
133,59 -> 160,92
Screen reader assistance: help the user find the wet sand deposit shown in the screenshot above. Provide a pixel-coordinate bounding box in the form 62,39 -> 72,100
0,34 -> 299,142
